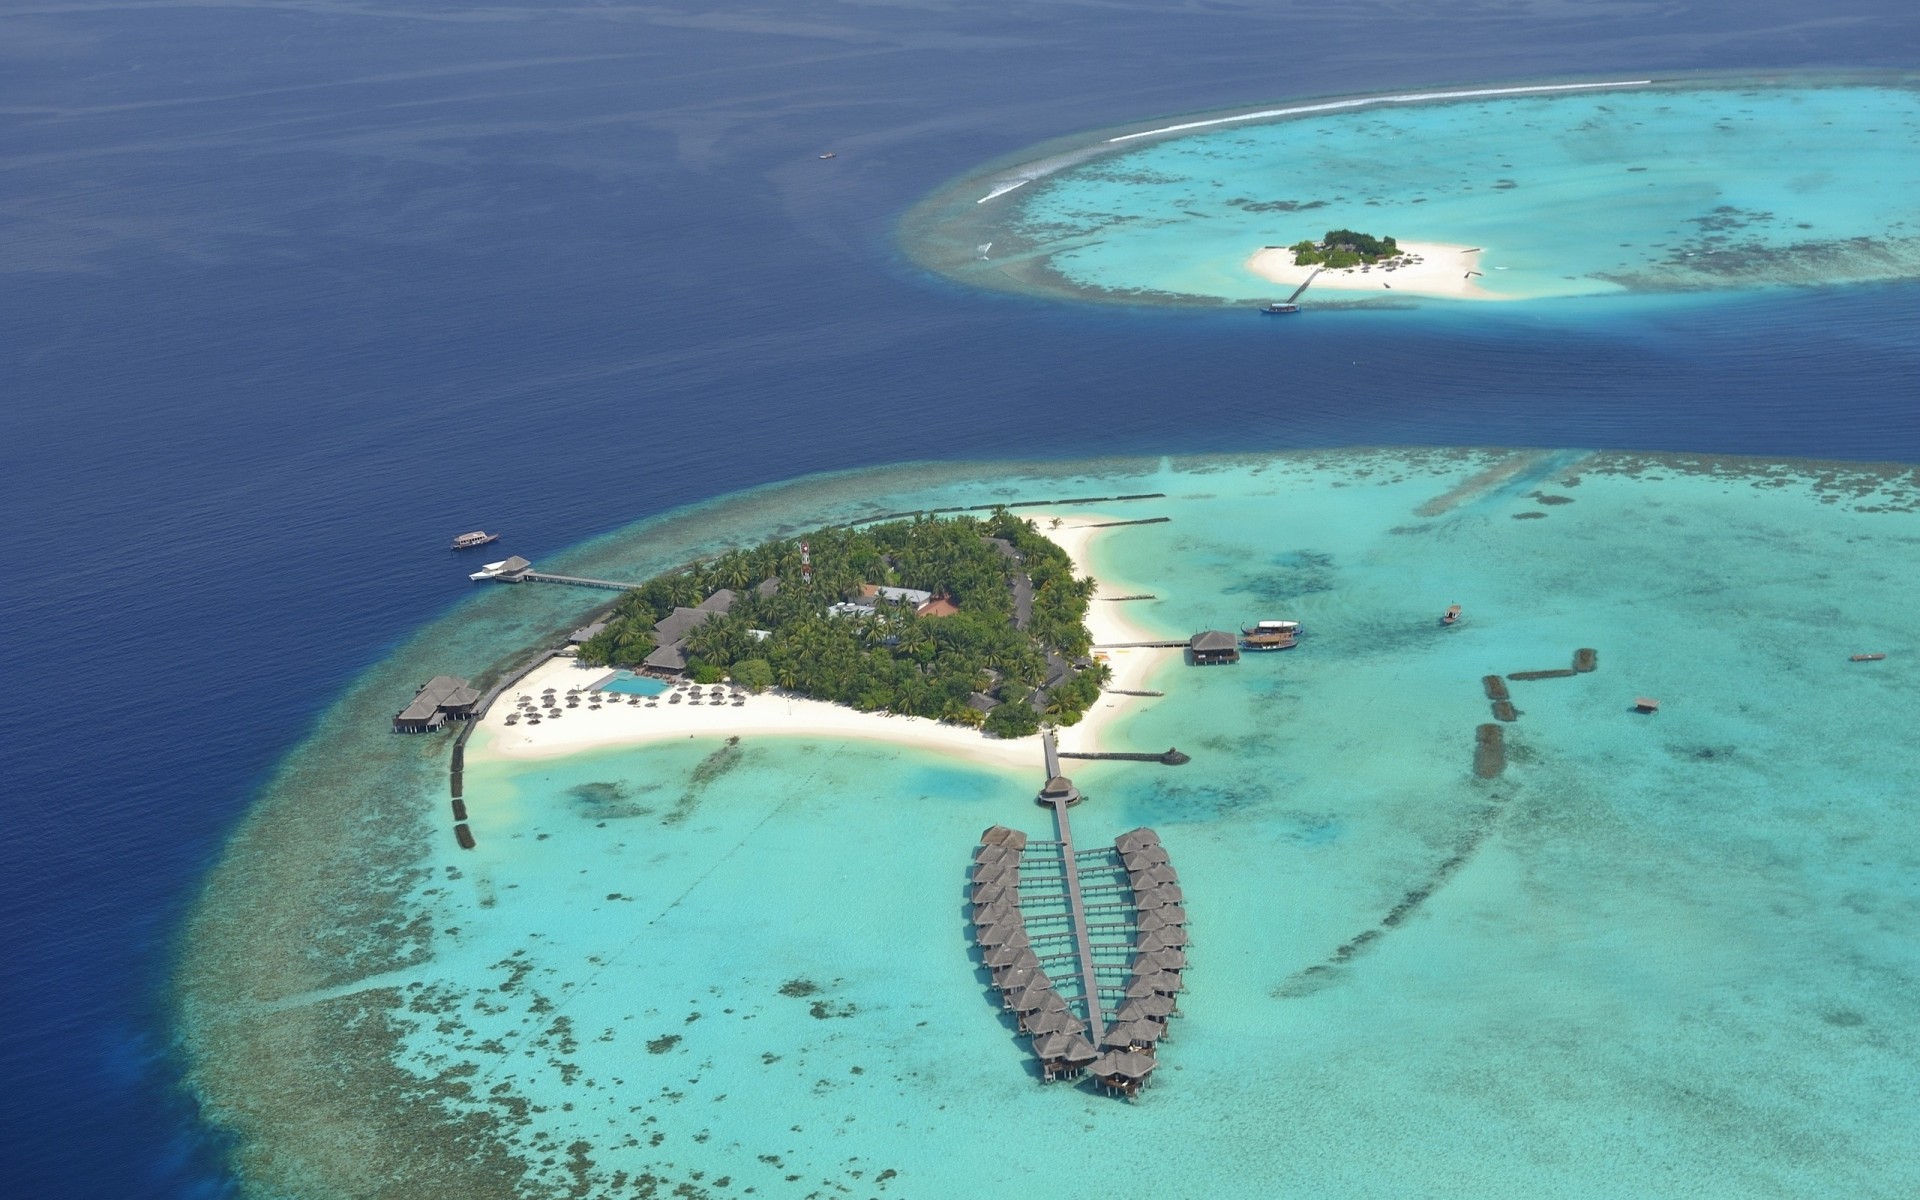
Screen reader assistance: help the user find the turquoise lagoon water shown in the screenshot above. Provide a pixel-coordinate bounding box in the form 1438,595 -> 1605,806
911,79 -> 1920,305
179,451 -> 1920,1198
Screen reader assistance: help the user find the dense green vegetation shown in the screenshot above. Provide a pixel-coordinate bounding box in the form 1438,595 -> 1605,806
577,510 -> 1107,732
1291,228 -> 1403,269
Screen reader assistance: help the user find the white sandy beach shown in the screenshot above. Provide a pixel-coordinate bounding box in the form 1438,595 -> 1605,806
1245,240 -> 1499,301
468,513 -> 1176,772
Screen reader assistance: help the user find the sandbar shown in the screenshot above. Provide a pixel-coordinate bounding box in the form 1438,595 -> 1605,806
1245,240 -> 1500,301
467,514 -> 1175,772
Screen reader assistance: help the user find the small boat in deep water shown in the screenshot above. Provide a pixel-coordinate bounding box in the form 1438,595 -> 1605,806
1259,302 -> 1300,315
1241,620 -> 1301,650
450,530 -> 500,550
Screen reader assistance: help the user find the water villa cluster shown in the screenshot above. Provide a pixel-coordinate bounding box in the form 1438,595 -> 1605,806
970,743 -> 1188,1098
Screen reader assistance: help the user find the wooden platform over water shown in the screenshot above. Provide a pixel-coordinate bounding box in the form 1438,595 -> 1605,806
969,733 -> 1187,1096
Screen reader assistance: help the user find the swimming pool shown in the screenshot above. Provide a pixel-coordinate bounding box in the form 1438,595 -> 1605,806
596,671 -> 670,696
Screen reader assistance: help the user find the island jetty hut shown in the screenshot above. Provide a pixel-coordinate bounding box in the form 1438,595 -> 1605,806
1189,630 -> 1240,665
393,676 -> 481,733
568,621 -> 607,645
1037,775 -> 1082,807
1114,828 -> 1160,854
973,844 -> 1021,866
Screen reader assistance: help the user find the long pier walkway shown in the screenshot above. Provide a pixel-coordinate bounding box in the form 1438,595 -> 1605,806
1040,732 -> 1106,1034
521,570 -> 641,591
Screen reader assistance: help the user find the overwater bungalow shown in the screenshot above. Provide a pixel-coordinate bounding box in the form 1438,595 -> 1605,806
971,882 -> 1017,907
1122,971 -> 1182,999
990,944 -> 1036,975
1136,948 -> 1187,973
1034,1031 -> 1099,1082
1188,629 -> 1240,665
1089,1049 -> 1157,1097
996,966 -> 1046,996
1100,1019 -> 1166,1050
1114,828 -> 1160,854
1117,993 -> 1178,1021
1122,846 -> 1170,870
970,861 -> 1017,885
1129,864 -> 1179,888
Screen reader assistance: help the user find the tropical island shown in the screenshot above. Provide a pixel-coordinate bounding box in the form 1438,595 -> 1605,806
576,509 -> 1107,738
1289,228 -> 1404,269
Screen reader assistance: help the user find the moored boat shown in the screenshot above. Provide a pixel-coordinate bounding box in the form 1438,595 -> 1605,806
1850,652 -> 1886,662
1241,620 -> 1301,650
450,530 -> 500,550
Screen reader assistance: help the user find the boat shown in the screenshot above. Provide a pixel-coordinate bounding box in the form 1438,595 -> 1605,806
1441,604 -> 1462,626
1850,652 -> 1887,662
819,152 -> 837,159
450,530 -> 499,550
1241,620 -> 1301,650
1259,302 -> 1300,315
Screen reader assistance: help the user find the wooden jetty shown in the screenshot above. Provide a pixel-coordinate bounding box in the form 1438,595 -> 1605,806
970,732 -> 1187,1096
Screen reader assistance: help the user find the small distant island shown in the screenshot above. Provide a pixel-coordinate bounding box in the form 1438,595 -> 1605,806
577,510 -> 1107,738
1290,229 -> 1404,269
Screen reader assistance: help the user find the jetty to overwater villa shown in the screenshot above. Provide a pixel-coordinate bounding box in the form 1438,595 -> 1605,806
970,733 -> 1186,1098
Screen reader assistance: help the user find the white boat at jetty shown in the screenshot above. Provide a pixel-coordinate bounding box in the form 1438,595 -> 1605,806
450,530 -> 500,550
1241,620 -> 1301,650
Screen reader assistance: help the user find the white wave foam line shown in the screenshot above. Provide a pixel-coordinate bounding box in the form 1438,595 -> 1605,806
977,178 -> 1031,204
1106,80 -> 1654,143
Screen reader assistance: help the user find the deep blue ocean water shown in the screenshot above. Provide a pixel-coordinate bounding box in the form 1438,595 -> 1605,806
4,2 -> 1920,1196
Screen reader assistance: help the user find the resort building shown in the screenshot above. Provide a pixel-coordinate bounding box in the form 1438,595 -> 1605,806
642,588 -> 737,674
392,676 -> 480,733
1189,630 -> 1240,665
